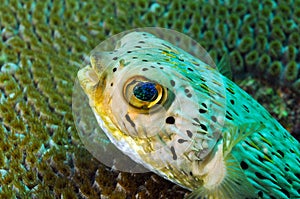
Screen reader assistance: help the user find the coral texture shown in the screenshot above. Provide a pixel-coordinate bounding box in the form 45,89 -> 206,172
0,0 -> 299,198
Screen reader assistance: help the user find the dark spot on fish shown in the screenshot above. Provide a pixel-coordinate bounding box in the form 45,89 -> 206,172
233,180 -> 241,186
243,104 -> 250,113
226,87 -> 235,94
230,99 -> 234,105
240,161 -> 248,170
186,130 -> 193,138
178,139 -> 188,143
189,171 -> 193,176
170,80 -> 175,87
125,114 -> 135,127
142,59 -> 148,62
225,115 -> 233,120
151,65 -> 156,68
142,33 -> 147,36
170,146 -> 177,160
232,109 -> 239,116
228,110 -> 237,118
258,191 -> 263,197
113,68 -> 117,72
112,57 -> 118,60
199,108 -> 207,114
157,62 -> 161,65
138,41 -> 145,43
127,51 -> 132,53
162,43 -> 172,49
281,189 -> 290,198
187,67 -> 194,72
178,57 -> 184,62
200,77 -> 206,82
184,89 -> 189,93
135,46 -> 142,48
284,167 -> 289,172
194,63 -> 200,66
187,76 -> 193,81
211,116 -> 217,122
277,150 -> 284,157
270,174 -> 277,180
255,172 -> 267,180
225,111 -> 233,120
132,57 -> 138,59
160,67 -> 164,69
166,116 -> 175,124
193,118 -> 201,125
200,83 -> 210,93
142,68 -> 148,71
201,103 -> 207,108
200,124 -> 207,131
258,155 -> 264,162
110,83 -> 113,86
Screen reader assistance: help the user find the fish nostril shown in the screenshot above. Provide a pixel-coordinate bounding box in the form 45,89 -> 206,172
166,116 -> 175,124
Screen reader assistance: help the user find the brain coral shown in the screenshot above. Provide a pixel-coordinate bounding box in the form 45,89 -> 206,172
0,0 -> 299,198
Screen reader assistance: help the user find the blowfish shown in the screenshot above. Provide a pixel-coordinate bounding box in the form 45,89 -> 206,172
78,31 -> 300,199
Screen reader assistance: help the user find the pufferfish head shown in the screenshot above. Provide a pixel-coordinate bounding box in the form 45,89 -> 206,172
78,31 -> 226,170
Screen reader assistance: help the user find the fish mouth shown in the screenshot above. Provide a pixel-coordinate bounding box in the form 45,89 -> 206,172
77,64 -> 109,108
78,50 -> 114,100
77,66 -> 99,93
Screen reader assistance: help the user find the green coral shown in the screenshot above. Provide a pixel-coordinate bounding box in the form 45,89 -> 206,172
0,0 -> 299,198
229,50 -> 244,72
245,50 -> 259,68
268,61 -> 282,77
284,61 -> 298,82
239,36 -> 254,54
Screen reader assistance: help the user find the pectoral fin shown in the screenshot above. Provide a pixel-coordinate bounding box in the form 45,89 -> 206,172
187,153 -> 257,199
187,123 -> 265,199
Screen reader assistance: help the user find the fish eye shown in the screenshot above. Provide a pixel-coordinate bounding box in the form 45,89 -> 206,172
123,76 -> 167,110
133,82 -> 158,102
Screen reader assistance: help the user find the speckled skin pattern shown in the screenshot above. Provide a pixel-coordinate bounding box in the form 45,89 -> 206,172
0,0 -> 299,198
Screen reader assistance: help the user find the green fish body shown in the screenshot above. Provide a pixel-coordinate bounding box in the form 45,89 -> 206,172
78,31 -> 300,199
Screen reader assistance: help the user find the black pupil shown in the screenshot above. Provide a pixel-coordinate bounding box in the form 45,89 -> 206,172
133,82 -> 158,102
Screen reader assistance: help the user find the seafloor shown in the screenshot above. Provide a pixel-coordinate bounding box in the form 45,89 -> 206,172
0,0 -> 299,198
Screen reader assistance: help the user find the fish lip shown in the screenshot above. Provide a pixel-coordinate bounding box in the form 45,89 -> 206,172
77,66 -> 100,95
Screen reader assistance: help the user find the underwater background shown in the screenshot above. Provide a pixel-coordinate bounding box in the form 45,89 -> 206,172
0,0 -> 299,198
